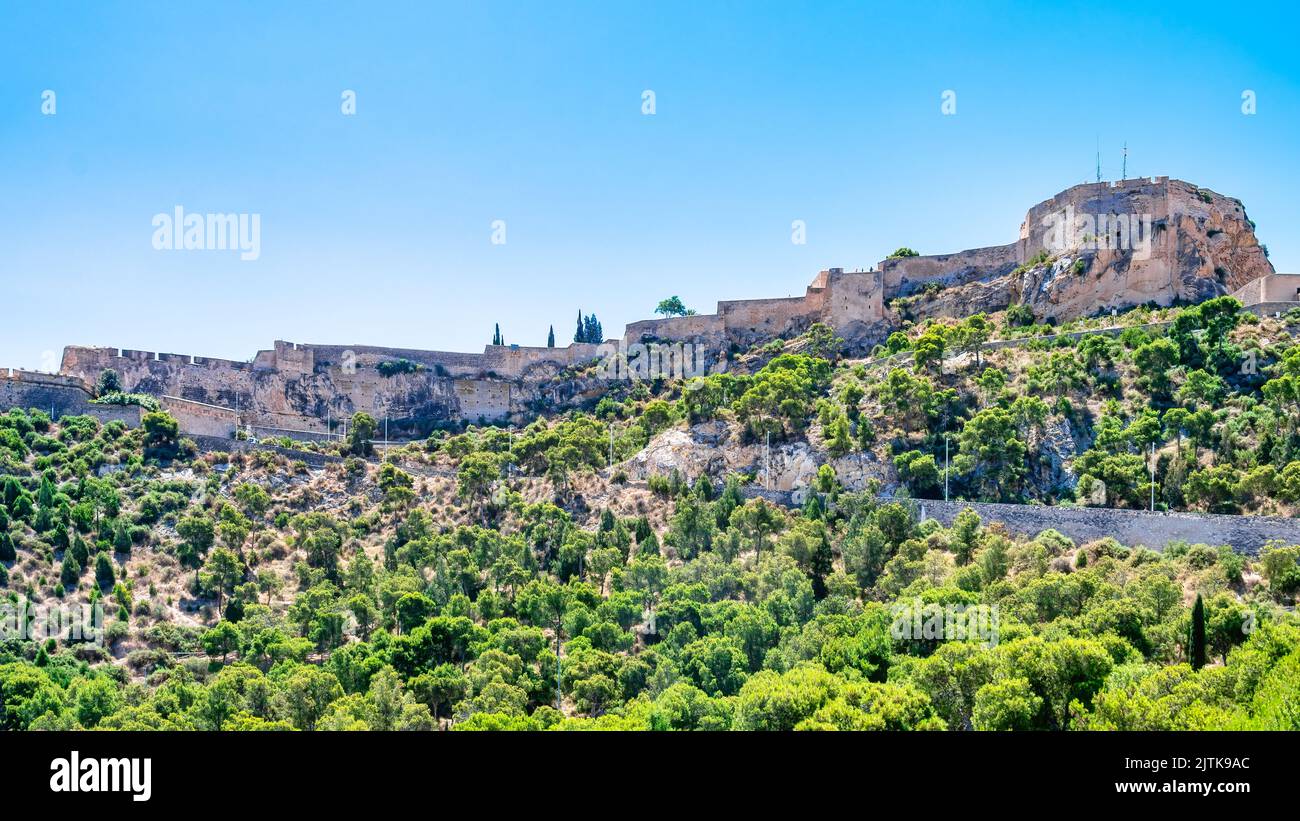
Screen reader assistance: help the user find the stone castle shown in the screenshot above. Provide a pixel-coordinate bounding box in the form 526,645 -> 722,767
5,176 -> 1290,441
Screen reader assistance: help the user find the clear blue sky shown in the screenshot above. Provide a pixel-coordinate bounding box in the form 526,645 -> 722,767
2,0 -> 1297,370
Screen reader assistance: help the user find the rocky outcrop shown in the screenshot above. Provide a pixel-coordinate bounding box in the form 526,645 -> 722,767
624,422 -> 894,503
900,178 -> 1274,325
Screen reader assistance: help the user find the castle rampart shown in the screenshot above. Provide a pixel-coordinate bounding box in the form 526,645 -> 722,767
1232,273 -> 1300,305
43,177 -> 1284,440
0,368 -> 142,426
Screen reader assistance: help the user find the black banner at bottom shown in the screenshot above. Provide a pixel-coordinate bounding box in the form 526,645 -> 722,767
2,730 -> 1285,809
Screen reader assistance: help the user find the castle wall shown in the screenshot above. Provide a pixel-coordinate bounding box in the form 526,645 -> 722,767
481,342 -> 605,377
0,369 -> 142,426
623,314 -> 726,345
49,178 -> 1279,439
160,395 -> 236,438
454,379 -> 512,421
822,269 -> 884,329
300,343 -> 484,377
1232,274 -> 1300,305
881,243 -> 1023,297
1021,176 -> 1173,258
718,295 -> 821,343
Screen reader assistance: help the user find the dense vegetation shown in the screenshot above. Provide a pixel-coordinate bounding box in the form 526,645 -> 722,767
1,299 -> 1298,731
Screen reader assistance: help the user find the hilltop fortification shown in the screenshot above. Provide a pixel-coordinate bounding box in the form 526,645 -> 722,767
50,177 -> 1279,439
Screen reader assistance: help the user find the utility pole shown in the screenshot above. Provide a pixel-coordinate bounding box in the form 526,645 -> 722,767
555,625 -> 563,711
1149,441 -> 1156,512
765,430 -> 771,491
944,434 -> 950,502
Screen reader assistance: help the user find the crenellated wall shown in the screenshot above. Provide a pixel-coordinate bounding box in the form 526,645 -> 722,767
881,243 -> 1023,297
44,178 -> 1284,441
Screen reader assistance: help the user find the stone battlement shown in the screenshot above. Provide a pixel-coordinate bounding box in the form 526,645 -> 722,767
51,177 -> 1283,440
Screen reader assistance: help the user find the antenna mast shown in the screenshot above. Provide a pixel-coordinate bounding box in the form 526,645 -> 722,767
1095,136 -> 1101,183
1122,142 -> 1128,181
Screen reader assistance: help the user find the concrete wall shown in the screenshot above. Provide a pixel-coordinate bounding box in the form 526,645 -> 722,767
907,499 -> 1298,556
187,434 -> 343,468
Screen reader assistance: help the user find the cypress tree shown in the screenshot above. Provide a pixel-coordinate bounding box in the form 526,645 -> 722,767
60,553 -> 81,586
547,325 -> 555,347
70,534 -> 89,566
95,552 -> 115,588
1190,593 -> 1207,670
574,310 -> 584,343
113,521 -> 132,553
492,323 -> 502,346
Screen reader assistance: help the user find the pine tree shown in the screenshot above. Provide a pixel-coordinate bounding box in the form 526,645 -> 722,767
60,553 -> 81,586
1190,593 -> 1207,670
94,551 -> 115,588
547,326 -> 555,348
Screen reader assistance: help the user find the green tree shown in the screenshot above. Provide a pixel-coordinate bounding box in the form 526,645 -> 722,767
347,412 -> 377,456
654,296 -> 692,317
955,408 -> 1027,500
1189,593 -> 1207,670
201,547 -> 243,615
728,499 -> 784,560
95,368 -> 121,397
176,513 -> 216,584
141,411 -> 180,458
202,620 -> 242,663
457,452 -> 501,522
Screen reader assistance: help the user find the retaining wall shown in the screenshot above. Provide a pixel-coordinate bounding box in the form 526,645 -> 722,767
0,371 -> 143,426
904,498 -> 1298,556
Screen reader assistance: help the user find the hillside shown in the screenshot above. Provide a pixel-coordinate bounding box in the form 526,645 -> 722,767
1,297 -> 1299,731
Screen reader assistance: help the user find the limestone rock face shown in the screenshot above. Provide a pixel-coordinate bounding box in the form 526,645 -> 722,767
625,427 -> 733,481
625,422 -> 896,503
1038,417 -> 1079,492
905,179 -> 1274,325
